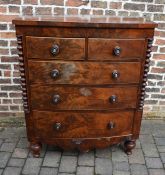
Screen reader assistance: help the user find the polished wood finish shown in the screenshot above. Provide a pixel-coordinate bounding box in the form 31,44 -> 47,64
13,16 -> 157,157
30,142 -> 42,158
33,110 -> 133,139
124,139 -> 136,155
26,37 -> 85,60
15,27 -> 155,39
88,39 -> 145,60
28,61 -> 141,85
13,16 -> 157,28
139,38 -> 153,110
16,35 -> 29,113
31,86 -> 138,110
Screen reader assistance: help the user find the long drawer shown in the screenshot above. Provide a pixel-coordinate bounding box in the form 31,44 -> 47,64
30,86 -> 138,110
26,36 -> 85,60
28,61 -> 141,85
33,110 -> 134,138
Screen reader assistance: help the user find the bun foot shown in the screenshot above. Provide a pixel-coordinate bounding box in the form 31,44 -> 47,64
30,142 -> 42,158
124,139 -> 136,155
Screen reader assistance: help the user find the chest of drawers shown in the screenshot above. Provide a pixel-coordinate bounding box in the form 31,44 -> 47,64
13,16 -> 157,157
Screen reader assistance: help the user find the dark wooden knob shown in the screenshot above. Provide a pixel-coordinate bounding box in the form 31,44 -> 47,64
51,69 -> 60,79
109,95 -> 117,103
112,70 -> 120,79
113,46 -> 121,56
53,122 -> 61,131
52,94 -> 60,104
50,44 -> 59,56
107,122 -> 115,129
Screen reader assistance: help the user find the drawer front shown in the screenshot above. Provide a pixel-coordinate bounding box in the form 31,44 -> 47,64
28,61 -> 141,85
88,38 -> 145,60
30,86 -> 138,110
33,110 -> 134,138
26,36 -> 85,60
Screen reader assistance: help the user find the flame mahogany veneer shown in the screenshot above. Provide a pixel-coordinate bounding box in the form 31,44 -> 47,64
13,16 -> 157,157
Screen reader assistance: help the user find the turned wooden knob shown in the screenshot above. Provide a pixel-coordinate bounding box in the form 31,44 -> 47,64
112,70 -> 120,79
107,122 -> 115,129
51,69 -> 60,79
53,122 -> 61,131
50,44 -> 60,56
109,95 -> 117,103
52,94 -> 60,104
113,46 -> 121,56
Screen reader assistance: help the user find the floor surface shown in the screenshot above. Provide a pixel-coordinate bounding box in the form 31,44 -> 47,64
0,120 -> 165,175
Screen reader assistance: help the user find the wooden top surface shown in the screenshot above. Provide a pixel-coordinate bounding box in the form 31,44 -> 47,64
12,15 -> 157,28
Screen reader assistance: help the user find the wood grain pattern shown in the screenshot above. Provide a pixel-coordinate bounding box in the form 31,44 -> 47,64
28,61 -> 141,85
12,16 -> 157,157
88,39 -> 145,60
132,110 -> 143,139
30,86 -> 138,110
13,16 -> 157,29
33,110 -> 133,138
26,36 -> 85,60
15,26 -> 155,39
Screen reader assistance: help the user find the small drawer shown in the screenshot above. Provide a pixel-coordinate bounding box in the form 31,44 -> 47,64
26,36 -> 85,60
30,86 -> 138,111
33,110 -> 134,138
28,61 -> 141,85
88,38 -> 145,60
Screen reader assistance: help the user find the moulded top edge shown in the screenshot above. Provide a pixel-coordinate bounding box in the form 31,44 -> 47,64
12,15 -> 157,29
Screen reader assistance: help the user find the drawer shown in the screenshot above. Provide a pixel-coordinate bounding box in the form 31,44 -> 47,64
28,61 -> 141,85
30,86 -> 138,110
88,38 -> 145,60
33,110 -> 134,138
26,36 -> 85,60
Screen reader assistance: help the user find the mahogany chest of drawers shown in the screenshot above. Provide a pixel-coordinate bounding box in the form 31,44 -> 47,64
13,16 -> 157,157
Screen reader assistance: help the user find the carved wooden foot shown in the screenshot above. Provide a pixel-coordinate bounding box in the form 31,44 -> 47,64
30,142 -> 42,158
124,139 -> 136,155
